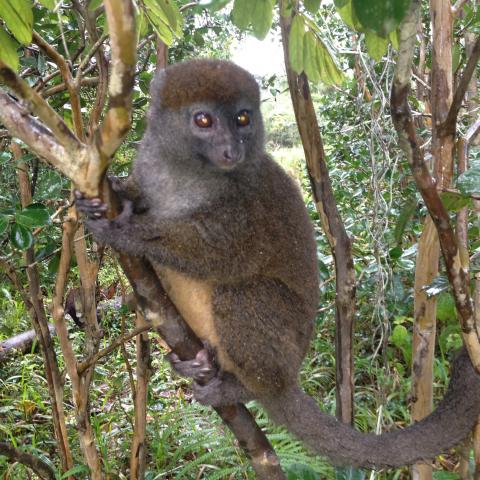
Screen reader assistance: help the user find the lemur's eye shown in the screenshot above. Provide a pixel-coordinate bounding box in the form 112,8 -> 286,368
194,112 -> 213,128
236,110 -> 251,127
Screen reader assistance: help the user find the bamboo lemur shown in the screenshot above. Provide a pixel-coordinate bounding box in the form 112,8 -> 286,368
76,59 -> 480,469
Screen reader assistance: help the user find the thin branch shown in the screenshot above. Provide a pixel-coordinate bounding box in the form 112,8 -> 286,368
97,0 -> 136,158
77,32 -> 109,75
32,31 -> 85,138
77,324 -> 151,374
452,0 -> 470,17
0,443 -> 55,480
390,0 -> 480,370
0,61 -> 81,152
466,117 -> 480,143
43,77 -> 99,98
0,92 -> 72,172
443,35 -> 480,134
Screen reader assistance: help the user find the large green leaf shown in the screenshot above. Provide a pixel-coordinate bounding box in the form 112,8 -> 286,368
353,0 -> 411,36
316,40 -> 344,85
335,0 -> 362,31
303,30 -> 320,82
16,203 -> 51,228
288,15 -> 305,74
10,223 -> 34,250
157,0 -> 183,36
304,0 -> 321,14
251,0 -> 275,40
143,0 -> 175,45
364,31 -> 389,61
1,0 -> 33,45
0,28 -> 19,71
440,191 -> 472,212
232,0 -> 254,30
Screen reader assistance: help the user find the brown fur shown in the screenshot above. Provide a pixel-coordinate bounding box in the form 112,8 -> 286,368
77,59 -> 480,470
154,59 -> 260,109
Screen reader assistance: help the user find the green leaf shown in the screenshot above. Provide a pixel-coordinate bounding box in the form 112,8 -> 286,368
0,215 -> 10,236
143,0 -> 174,45
251,0 -> 275,40
1,0 -> 33,45
390,324 -> 411,366
316,39 -> 344,85
157,0 -> 183,36
48,254 -> 61,275
437,293 -> 456,323
353,0 -> 411,36
303,30 -> 320,82
60,464 -> 90,478
440,191 -> 472,211
457,161 -> 480,195
389,28 -> 399,50
16,203 -> 50,228
335,466 -> 366,480
335,0 -> 362,31
364,31 -> 389,61
88,0 -> 103,10
10,223 -> 34,250
232,0 -> 254,30
35,170 -> 65,199
394,198 -> 417,244
0,28 -> 19,71
288,15 -> 305,74
423,275 -> 449,298
38,0 -> 56,8
304,0 -> 321,14
287,463 -> 322,480
432,472 -> 460,480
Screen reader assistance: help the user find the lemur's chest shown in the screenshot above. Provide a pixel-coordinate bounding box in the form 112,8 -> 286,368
154,266 -> 235,372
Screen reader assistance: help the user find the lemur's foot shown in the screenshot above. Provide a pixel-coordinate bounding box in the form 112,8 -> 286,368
168,348 -> 217,384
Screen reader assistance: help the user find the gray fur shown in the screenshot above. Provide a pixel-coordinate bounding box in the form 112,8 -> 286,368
77,59 -> 480,469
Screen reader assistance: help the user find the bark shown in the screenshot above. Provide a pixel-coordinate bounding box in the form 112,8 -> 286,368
391,5 -> 480,478
12,142 -> 74,473
279,1 -> 355,425
411,1 -> 455,477
0,324 -> 56,363
0,442 -> 55,480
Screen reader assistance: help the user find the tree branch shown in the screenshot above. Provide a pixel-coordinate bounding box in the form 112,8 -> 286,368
390,0 -> 480,371
0,61 -> 81,152
0,443 -> 55,480
279,1 -> 356,425
0,92 -> 71,171
443,35 -> 480,135
77,324 -> 151,373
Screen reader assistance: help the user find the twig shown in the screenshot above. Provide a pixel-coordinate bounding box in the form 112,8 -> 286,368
77,324 -> 151,374
443,36 -> 480,135
0,443 -> 55,480
0,61 -> 81,152
390,0 -> 480,371
452,0 -> 471,17
33,31 -> 85,138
